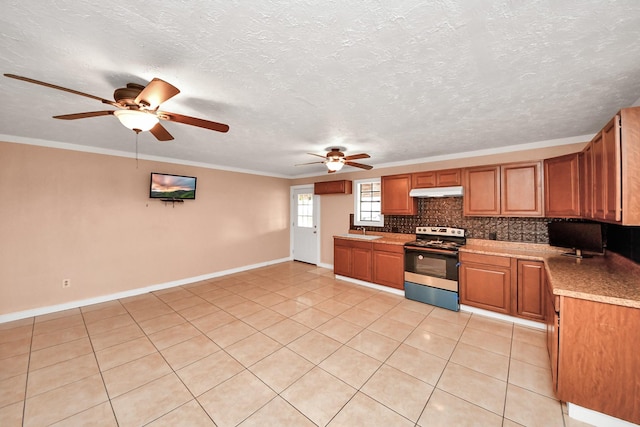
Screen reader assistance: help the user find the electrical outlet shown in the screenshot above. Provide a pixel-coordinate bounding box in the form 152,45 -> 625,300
62,279 -> 70,288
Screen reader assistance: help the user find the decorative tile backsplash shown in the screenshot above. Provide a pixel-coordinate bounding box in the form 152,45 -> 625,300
350,197 -> 552,243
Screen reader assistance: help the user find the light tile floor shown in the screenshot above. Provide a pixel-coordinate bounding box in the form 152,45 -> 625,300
0,262 -> 593,426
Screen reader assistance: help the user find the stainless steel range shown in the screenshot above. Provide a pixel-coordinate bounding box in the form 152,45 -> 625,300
404,226 -> 466,311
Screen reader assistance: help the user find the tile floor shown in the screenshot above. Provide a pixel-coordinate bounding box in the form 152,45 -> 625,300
0,261 -> 593,427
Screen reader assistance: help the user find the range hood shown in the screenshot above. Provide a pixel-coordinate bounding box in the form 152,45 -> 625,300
409,186 -> 464,198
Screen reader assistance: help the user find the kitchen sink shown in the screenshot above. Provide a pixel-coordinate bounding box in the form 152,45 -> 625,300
339,233 -> 382,240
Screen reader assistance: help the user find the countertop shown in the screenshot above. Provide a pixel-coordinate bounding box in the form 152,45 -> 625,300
461,239 -> 640,309
334,232 -> 640,309
334,230 -> 415,246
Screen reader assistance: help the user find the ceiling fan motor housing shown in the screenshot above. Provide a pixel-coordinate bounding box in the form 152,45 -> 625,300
114,83 -> 145,107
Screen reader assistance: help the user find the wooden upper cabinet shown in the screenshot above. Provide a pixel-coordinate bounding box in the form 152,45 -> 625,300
381,174 -> 417,215
587,107 -> 640,225
544,153 -> 581,218
412,171 -> 437,188
592,131 -> 606,220
501,161 -> 544,216
464,162 -> 543,217
580,146 -> 593,218
463,165 -> 501,216
437,169 -> 462,186
412,168 -> 461,188
314,180 -> 352,195
603,116 -> 621,222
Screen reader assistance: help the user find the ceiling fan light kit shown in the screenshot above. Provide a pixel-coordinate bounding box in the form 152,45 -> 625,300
113,110 -> 159,132
326,158 -> 345,171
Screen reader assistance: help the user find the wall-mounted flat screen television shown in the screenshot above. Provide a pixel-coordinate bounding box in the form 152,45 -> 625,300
548,221 -> 604,258
150,172 -> 197,200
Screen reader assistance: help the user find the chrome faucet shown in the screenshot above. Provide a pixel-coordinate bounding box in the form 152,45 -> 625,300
358,227 -> 366,235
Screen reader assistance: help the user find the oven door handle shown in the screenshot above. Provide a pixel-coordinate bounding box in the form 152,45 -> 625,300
404,247 -> 459,256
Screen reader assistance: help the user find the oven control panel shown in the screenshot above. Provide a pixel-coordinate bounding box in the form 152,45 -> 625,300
415,226 -> 465,237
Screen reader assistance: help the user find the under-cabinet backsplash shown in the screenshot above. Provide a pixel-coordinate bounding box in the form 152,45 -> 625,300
349,197 -> 551,243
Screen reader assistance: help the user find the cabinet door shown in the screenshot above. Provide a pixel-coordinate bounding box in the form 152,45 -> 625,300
501,162 -> 543,217
412,171 -> 437,188
463,166 -> 500,216
558,297 -> 640,424
580,146 -> 593,218
437,169 -> 461,186
351,247 -> 372,282
517,260 -> 545,321
459,261 -> 511,314
381,174 -> 417,215
544,154 -> 580,218
314,180 -> 352,195
372,249 -> 404,289
545,282 -> 559,392
592,131 -> 606,219
602,116 -> 621,222
333,242 -> 352,276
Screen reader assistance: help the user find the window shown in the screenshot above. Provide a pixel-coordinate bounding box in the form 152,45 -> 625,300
354,178 -> 384,227
296,193 -> 314,228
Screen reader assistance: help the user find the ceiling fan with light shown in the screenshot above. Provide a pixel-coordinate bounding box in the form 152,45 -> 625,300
3,73 -> 229,141
297,147 -> 373,173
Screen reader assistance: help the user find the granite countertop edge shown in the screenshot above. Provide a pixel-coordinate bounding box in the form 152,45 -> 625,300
461,240 -> 640,309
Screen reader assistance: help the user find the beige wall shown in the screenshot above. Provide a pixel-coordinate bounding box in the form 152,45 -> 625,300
293,142 -> 588,265
0,142 -> 291,315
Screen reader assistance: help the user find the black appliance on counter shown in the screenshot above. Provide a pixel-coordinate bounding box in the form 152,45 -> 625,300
404,226 -> 466,311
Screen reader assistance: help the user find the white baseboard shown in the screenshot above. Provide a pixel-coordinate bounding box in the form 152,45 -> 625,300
0,257 -> 292,324
567,403 -> 639,427
317,262 -> 333,270
334,275 -> 404,296
460,305 -> 545,330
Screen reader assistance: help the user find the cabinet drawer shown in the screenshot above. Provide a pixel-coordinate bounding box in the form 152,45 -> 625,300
334,238 -> 372,250
459,252 -> 511,268
372,242 -> 404,253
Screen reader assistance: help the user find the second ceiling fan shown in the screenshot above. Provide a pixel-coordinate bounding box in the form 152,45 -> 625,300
298,147 -> 373,173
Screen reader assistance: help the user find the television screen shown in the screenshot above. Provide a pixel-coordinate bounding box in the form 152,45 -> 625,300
150,173 -> 197,200
548,221 -> 603,256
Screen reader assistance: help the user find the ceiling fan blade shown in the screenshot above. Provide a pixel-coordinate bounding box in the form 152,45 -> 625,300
53,111 -> 115,120
327,169 -> 337,174
4,74 -> 117,106
345,161 -> 373,170
295,161 -> 325,166
158,111 -> 229,133
344,153 -> 370,161
307,153 -> 328,159
134,78 -> 180,109
149,122 -> 174,141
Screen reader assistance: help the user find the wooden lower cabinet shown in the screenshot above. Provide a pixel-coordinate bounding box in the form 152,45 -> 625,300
545,275 -> 559,392
372,243 -> 404,289
333,238 -> 372,282
459,253 -> 514,315
460,253 -> 544,321
351,246 -> 372,282
557,297 -> 640,425
334,238 -> 404,289
516,260 -> 545,320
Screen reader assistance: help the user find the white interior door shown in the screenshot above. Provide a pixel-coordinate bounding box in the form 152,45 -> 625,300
292,186 -> 318,264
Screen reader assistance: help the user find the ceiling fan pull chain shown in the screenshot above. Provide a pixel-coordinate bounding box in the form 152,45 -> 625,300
135,132 -> 139,169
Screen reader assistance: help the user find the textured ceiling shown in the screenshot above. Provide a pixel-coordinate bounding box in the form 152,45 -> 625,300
2,0 -> 640,177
